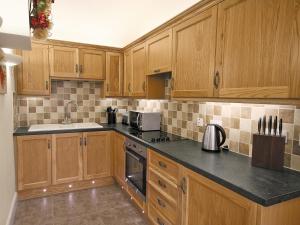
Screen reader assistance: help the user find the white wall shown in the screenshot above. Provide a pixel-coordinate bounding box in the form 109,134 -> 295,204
0,65 -> 16,225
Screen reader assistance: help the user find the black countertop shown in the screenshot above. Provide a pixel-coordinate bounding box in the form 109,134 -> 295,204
14,123 -> 300,207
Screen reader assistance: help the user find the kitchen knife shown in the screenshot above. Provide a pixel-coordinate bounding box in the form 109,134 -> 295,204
279,118 -> 283,136
268,116 -> 272,135
258,118 -> 262,135
262,116 -> 266,135
273,116 -> 278,136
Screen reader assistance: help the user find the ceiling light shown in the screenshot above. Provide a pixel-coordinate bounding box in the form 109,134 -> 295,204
0,48 -> 22,66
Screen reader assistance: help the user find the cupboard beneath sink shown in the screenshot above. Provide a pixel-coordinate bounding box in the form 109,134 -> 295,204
16,131 -> 113,199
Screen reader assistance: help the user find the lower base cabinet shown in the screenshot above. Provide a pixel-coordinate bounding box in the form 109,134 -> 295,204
52,133 -> 83,185
16,131 -> 113,199
83,131 -> 112,179
180,168 -> 257,225
17,135 -> 52,191
113,132 -> 126,186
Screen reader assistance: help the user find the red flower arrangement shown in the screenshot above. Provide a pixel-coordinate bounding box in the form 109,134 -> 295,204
29,0 -> 54,40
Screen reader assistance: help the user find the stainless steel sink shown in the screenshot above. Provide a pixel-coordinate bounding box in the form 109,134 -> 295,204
28,122 -> 103,132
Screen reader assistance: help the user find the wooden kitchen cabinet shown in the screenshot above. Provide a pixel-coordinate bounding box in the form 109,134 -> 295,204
17,135 -> 52,191
132,42 -> 147,97
215,0 -> 299,99
49,45 -> 79,78
50,45 -> 106,80
172,6 -> 217,98
79,48 -> 106,80
113,132 -> 126,186
180,167 -> 258,225
106,52 -> 123,96
52,133 -> 83,185
83,131 -> 111,180
123,50 -> 132,97
146,29 -> 172,75
18,43 -> 50,96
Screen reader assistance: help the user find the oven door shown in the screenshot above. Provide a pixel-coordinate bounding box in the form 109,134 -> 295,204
125,148 -> 146,199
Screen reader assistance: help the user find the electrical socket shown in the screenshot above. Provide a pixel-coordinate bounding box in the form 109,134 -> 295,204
196,118 -> 204,127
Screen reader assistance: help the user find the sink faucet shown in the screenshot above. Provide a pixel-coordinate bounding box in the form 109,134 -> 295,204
62,100 -> 77,124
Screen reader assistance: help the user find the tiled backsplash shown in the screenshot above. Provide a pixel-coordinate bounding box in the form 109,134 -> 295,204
15,80 -> 300,171
16,80 -> 129,126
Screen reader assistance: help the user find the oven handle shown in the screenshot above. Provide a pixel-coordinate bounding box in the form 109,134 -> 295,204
126,149 -> 143,162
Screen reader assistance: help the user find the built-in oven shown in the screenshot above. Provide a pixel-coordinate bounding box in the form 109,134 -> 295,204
125,138 -> 147,201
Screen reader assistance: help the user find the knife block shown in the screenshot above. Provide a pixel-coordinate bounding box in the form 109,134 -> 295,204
252,134 -> 285,171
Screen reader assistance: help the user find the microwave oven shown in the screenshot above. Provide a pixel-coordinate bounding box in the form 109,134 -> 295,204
129,111 -> 161,131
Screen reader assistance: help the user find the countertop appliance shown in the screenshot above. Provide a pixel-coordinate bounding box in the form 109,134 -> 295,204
129,111 -> 161,131
122,112 -> 129,125
130,130 -> 186,143
202,124 -> 226,152
125,138 -> 147,201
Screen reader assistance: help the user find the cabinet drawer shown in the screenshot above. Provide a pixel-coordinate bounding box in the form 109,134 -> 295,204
148,167 -> 178,204
148,203 -> 174,225
149,151 -> 179,183
148,185 -> 177,224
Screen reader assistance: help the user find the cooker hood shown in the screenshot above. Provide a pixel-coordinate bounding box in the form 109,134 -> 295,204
0,0 -> 31,50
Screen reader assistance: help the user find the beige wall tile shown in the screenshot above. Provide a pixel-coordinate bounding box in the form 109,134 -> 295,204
279,109 -> 295,124
291,154 -> 300,171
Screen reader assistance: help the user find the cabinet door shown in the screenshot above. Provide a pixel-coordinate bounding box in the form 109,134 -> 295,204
180,168 -> 257,225
17,135 -> 51,191
216,0 -> 297,98
147,29 -> 172,75
106,52 -> 123,96
132,43 -> 147,97
172,6 -> 217,98
113,132 -> 126,186
79,49 -> 105,80
52,133 -> 83,184
123,50 -> 132,97
83,131 -> 111,180
49,46 -> 79,78
19,43 -> 50,95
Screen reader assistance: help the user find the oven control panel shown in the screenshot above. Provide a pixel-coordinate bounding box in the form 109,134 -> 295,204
125,138 -> 147,158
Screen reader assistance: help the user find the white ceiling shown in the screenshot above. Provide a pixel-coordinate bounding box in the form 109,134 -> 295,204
51,0 -> 201,48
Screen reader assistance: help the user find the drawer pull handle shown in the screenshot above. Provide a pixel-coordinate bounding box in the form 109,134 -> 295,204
157,198 -> 166,208
157,217 -> 165,225
180,177 -> 187,194
154,69 -> 161,73
158,180 -> 166,188
158,161 -> 167,168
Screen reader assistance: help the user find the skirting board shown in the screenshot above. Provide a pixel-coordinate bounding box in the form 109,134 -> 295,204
5,192 -> 17,225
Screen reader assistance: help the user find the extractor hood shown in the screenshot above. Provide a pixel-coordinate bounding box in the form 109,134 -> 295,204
0,1 -> 31,50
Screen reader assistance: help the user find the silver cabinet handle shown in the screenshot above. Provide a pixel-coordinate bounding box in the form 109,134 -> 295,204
75,64 -> 79,73
45,81 -> 49,90
214,71 -> 220,89
157,217 -> 165,225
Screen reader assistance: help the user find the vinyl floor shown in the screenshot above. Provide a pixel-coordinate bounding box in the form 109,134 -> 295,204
13,184 -> 149,225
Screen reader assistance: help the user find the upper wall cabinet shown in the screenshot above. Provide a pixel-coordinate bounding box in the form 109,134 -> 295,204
172,6 -> 217,98
132,42 -> 147,97
79,49 -> 105,80
18,43 -> 50,96
215,0 -> 300,99
106,52 -> 123,97
123,50 -> 132,97
50,45 -> 105,80
49,46 -> 79,78
146,29 -> 172,75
